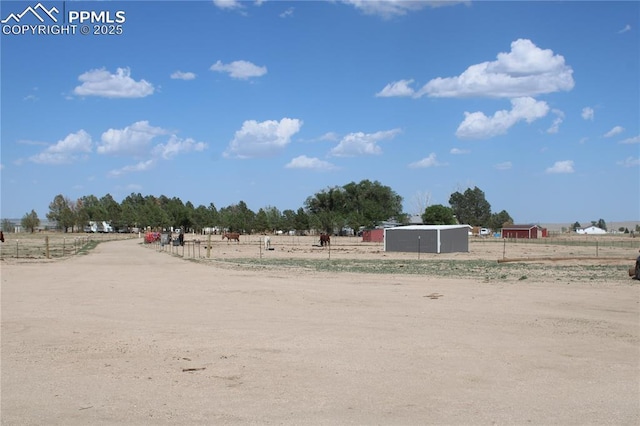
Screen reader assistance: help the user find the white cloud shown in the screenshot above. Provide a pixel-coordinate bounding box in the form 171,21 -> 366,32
619,135 -> 640,144
604,126 -> 624,138
280,7 -> 294,18
152,135 -> 207,160
104,130 -> 207,177
170,71 -> 196,80
494,161 -> 512,170
413,39 -> 574,98
29,130 -> 93,165
617,157 -> 639,167
618,24 -> 631,34
341,0 -> 466,19
329,128 -> 401,157
285,155 -> 336,170
376,79 -> 415,97
450,148 -> 470,154
73,67 -> 154,98
545,160 -> 574,174
456,97 -> 549,139
581,106 -> 594,120
408,153 -> 444,168
224,118 -> 303,159
108,159 -> 156,177
318,132 -> 339,142
210,60 -> 267,80
212,0 -> 243,10
98,121 -> 168,156
547,109 -> 565,134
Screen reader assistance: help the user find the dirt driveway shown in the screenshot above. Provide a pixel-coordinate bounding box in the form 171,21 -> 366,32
2,237 -> 638,425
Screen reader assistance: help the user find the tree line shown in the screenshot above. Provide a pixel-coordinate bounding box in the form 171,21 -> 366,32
6,181 -> 515,234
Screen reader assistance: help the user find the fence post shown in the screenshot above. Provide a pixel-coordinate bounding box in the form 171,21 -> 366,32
46,236 -> 50,259
503,238 -> 506,260
16,240 -> 19,259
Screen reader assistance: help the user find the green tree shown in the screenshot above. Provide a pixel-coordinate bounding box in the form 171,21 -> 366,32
281,209 -> 296,233
421,204 -> 456,225
305,180 -> 403,233
1,218 -> 14,233
596,218 -> 607,231
120,193 -> 146,229
488,210 -> 514,231
264,206 -> 282,232
100,193 -> 122,229
305,186 -> 346,234
219,201 -> 255,233
448,186 -> 491,226
254,208 -> 270,233
294,207 -> 309,234
142,195 -> 171,230
191,205 -> 210,233
76,195 -> 104,229
571,221 -> 582,231
180,201 -> 195,232
47,194 -> 75,232
342,180 -> 403,229
21,210 -> 40,233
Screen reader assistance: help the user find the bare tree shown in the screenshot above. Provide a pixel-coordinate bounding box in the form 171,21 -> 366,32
409,190 -> 432,216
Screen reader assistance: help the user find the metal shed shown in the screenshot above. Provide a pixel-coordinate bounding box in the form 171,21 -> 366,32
383,225 -> 470,254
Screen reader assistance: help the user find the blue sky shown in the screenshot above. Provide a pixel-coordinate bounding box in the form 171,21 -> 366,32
1,0 -> 638,224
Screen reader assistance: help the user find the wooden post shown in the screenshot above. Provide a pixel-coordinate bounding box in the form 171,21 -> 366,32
45,236 -> 50,259
503,238 -> 506,260
207,233 -> 211,258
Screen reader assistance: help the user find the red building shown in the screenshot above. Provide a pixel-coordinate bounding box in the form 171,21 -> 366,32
501,224 -> 547,239
362,229 -> 384,242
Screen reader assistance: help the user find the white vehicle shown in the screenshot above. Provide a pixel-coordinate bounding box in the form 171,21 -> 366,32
479,228 -> 490,236
88,221 -> 113,233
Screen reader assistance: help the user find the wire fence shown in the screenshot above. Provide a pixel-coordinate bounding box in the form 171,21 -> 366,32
0,232 -> 137,260
2,231 -> 638,262
477,235 -> 640,249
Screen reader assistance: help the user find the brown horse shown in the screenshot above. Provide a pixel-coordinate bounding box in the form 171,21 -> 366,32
320,234 -> 330,247
222,232 -> 240,244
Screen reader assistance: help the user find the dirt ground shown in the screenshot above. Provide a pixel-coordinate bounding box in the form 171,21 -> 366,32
1,235 -> 639,425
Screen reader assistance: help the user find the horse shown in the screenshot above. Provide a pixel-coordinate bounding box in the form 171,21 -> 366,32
320,233 -> 330,247
222,232 -> 240,244
264,235 -> 271,250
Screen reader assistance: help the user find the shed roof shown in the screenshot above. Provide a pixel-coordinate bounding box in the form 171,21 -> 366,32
502,224 -> 540,230
387,225 -> 472,231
